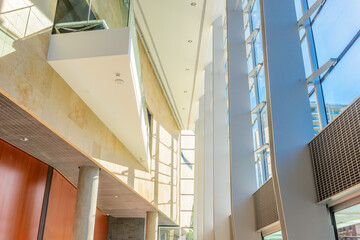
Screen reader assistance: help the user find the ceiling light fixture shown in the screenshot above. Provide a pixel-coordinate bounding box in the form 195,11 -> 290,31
115,73 -> 125,84
191,2 -> 196,6
188,40 -> 192,43
20,137 -> 29,142
114,195 -> 118,198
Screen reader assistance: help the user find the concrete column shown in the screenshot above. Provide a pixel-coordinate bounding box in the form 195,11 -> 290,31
203,63 -> 214,240
145,211 -> 158,240
227,1 -> 261,239
73,166 -> 100,240
212,17 -> 232,240
259,0 -> 334,239
195,95 -> 205,240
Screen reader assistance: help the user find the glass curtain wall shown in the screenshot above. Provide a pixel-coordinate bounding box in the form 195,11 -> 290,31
263,231 -> 283,240
242,0 -> 271,188
333,203 -> 360,240
294,0 -> 360,134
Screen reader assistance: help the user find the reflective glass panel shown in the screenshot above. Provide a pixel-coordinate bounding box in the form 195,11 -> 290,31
257,68 -> 266,103
252,0 -> 261,29
264,231 -> 282,240
309,92 -> 320,134
322,38 -> 360,123
254,30 -> 263,64
301,37 -> 313,77
312,0 -> 360,67
334,203 -> 360,239
252,120 -> 260,150
260,107 -> 269,143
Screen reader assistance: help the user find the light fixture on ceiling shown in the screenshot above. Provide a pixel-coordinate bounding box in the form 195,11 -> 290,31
114,195 -> 118,198
20,137 -> 29,142
115,73 -> 125,84
191,2 -> 196,6
188,40 -> 193,43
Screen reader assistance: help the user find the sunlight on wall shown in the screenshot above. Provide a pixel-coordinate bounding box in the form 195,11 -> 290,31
0,0 -> 53,57
180,131 -> 195,233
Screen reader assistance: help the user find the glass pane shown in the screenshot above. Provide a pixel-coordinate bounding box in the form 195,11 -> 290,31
250,84 -> 256,110
334,203 -> 360,239
322,38 -> 360,123
257,68 -> 266,103
264,231 -> 283,240
260,106 -> 269,143
254,29 -> 263,64
309,92 -> 320,134
294,0 -> 303,20
312,0 -> 360,67
301,36 -> 313,77
252,0 -> 261,29
255,156 -> 263,188
264,150 -> 272,178
252,120 -> 260,150
247,52 -> 254,73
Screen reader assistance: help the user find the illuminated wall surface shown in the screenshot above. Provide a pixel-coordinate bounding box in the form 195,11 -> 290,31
0,0 -> 181,224
294,0 -> 360,132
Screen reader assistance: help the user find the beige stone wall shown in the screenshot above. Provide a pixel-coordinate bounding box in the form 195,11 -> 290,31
0,0 -> 180,223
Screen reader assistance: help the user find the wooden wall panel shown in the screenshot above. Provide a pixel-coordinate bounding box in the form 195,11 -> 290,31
94,208 -> 108,240
44,169 -> 108,240
0,140 -> 48,240
43,169 -> 77,240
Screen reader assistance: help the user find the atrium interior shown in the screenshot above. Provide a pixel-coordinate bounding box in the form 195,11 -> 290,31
0,0 -> 359,239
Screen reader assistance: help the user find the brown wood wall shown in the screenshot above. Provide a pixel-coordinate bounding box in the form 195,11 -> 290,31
44,170 -> 108,240
0,140 -> 48,240
0,139 -> 108,240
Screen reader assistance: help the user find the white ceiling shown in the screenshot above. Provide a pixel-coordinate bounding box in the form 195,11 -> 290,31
133,0 -> 224,130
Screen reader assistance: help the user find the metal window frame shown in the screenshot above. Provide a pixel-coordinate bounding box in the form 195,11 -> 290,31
299,0 -> 360,132
243,0 -> 270,188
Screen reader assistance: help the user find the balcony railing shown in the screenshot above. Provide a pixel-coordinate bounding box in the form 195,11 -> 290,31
52,0 -> 130,34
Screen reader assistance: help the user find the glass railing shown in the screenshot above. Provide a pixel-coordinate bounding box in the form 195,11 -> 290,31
52,0 -> 130,34
159,226 -> 192,240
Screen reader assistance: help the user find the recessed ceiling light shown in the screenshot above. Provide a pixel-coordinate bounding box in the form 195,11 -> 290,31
191,2 -> 196,6
115,73 -> 125,84
114,195 -> 118,198
188,40 -> 192,43
20,137 -> 29,142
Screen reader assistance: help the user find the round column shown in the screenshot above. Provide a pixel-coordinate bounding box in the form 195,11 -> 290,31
145,211 -> 158,240
73,166 -> 100,240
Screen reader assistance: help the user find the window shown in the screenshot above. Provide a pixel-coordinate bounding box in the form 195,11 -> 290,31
294,0 -> 360,133
243,0 -> 272,188
333,202 -> 360,240
263,231 -> 282,240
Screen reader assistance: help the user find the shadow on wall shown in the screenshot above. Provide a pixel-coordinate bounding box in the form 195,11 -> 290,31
95,118 -> 180,222
0,0 -> 180,223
